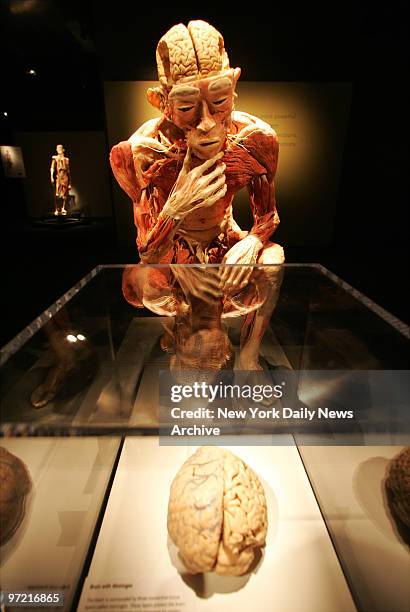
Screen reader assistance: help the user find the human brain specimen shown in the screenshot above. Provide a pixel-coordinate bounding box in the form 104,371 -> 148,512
0,447 -> 31,545
167,446 -> 267,576
385,446 -> 410,528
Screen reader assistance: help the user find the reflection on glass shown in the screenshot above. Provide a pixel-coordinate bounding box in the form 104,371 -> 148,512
1,264 -> 408,436
30,309 -> 97,409
122,263 -> 283,373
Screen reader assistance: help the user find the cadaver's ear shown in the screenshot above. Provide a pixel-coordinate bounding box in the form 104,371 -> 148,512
232,67 -> 241,87
147,86 -> 166,110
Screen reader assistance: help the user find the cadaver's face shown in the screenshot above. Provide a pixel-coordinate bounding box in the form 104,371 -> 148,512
56,145 -> 64,155
168,70 -> 239,160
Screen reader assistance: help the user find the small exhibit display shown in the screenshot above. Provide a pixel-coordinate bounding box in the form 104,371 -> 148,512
78,437 -> 355,611
0,145 -> 26,178
0,447 -> 31,546
386,446 -> 410,528
168,446 -> 267,576
0,437 -> 120,612
298,445 -> 410,612
50,143 -> 71,215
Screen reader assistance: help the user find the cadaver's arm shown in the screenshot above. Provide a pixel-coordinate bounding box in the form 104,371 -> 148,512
247,174 -> 280,245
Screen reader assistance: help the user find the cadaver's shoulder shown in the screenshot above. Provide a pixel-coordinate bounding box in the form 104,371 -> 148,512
232,110 -> 278,140
231,111 -> 279,178
128,117 -> 171,171
129,117 -> 163,143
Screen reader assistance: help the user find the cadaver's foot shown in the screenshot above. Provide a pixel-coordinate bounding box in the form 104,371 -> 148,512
30,362 -> 75,408
30,341 -> 97,408
160,331 -> 175,354
236,349 -> 263,371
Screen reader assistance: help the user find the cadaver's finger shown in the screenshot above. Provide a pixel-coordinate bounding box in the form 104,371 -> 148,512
199,282 -> 223,298
181,147 -> 192,174
199,163 -> 226,187
206,266 -> 222,282
230,267 -> 246,287
194,151 -> 224,176
191,286 -> 222,304
221,261 -> 234,283
199,174 -> 226,200
189,267 -> 220,289
226,265 -> 241,286
226,262 -> 250,287
237,266 -> 253,286
189,184 -> 227,214
203,273 -> 222,292
199,184 -> 227,208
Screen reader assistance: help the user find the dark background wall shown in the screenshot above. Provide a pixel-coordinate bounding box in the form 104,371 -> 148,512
1,3 -> 408,344
104,81 -> 352,248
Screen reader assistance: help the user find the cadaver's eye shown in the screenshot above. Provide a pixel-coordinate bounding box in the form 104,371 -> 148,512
178,106 -> 195,112
213,98 -> 228,106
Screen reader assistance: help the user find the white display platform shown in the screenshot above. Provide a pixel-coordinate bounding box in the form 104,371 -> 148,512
299,445 -> 410,612
0,437 -> 120,611
78,437 -> 355,612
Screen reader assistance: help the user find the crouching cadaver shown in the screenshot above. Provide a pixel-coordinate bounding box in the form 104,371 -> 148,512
110,20 -> 284,371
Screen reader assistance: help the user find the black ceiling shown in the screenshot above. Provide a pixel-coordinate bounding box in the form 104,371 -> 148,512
1,2 -> 408,131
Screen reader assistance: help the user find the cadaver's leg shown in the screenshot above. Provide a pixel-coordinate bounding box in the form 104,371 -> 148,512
238,242 -> 284,370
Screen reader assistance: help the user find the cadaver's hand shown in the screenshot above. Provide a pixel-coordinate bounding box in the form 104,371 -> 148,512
220,235 -> 263,293
172,265 -> 222,305
162,149 -> 227,221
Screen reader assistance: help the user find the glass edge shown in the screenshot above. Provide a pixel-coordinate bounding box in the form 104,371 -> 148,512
1,262 -> 408,367
0,265 -> 102,366
315,264 -> 410,340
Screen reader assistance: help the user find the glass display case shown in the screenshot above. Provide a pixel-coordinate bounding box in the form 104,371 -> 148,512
1,264 -> 409,612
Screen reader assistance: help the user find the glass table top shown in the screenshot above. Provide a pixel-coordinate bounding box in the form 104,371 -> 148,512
1,264 -> 408,436
2,264 -> 408,612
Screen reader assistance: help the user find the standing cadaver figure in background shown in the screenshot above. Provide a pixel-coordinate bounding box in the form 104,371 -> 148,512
110,20 -> 284,370
50,144 -> 71,215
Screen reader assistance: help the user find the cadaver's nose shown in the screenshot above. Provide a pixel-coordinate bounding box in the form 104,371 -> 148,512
197,100 -> 217,132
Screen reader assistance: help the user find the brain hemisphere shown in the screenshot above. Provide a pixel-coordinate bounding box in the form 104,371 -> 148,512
0,447 -> 31,546
156,21 -> 230,87
156,24 -> 198,87
216,451 -> 268,575
168,446 -> 267,576
386,446 -> 410,527
187,21 -> 224,75
167,446 -> 225,573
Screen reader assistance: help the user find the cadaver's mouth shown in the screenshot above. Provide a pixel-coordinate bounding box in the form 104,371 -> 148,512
199,140 -> 219,147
